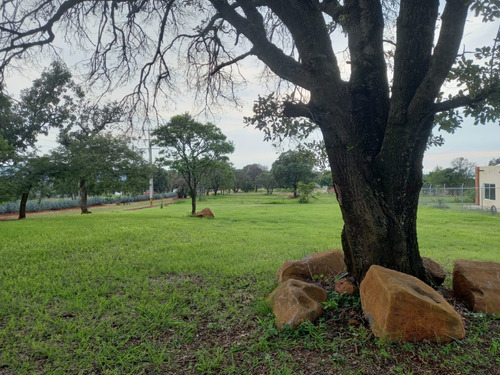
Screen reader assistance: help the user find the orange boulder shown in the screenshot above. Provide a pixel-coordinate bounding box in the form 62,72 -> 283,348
276,249 -> 347,283
267,279 -> 328,330
193,208 -> 214,218
360,265 -> 465,343
422,257 -> 447,286
453,259 -> 500,315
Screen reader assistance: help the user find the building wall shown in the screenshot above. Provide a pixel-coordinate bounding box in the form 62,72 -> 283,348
477,166 -> 500,210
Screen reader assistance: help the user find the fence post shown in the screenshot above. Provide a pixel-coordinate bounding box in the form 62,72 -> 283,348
461,183 -> 464,208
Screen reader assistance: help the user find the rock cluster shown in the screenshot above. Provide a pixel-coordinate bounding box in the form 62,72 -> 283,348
268,250 -> 500,343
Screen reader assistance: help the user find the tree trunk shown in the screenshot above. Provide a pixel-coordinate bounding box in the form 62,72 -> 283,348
79,178 -> 91,214
191,192 -> 197,215
18,190 -> 30,220
319,112 -> 432,283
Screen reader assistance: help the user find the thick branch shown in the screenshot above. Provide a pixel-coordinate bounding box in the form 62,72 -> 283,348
209,0 -> 315,89
282,101 -> 315,120
390,0 -> 439,112
264,0 -> 341,87
432,85 -> 500,113
410,0 -> 471,115
319,0 -> 343,21
344,0 -> 390,141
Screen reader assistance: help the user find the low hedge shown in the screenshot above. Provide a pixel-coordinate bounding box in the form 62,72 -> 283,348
0,192 -> 177,214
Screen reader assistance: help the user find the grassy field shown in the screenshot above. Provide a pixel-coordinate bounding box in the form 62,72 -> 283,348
1,192 -> 499,374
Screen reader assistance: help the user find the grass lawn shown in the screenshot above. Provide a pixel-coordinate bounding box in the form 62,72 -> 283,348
1,192 -> 499,374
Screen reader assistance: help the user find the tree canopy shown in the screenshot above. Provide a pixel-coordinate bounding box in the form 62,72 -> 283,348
425,157 -> 477,188
152,113 -> 234,214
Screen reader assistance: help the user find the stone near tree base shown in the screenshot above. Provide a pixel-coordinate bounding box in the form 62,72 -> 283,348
267,279 -> 328,330
193,208 -> 214,218
334,277 -> 358,296
276,249 -> 347,283
422,257 -> 447,286
453,259 -> 500,315
360,265 -> 465,343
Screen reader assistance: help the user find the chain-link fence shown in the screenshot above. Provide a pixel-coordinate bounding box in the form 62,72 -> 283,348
419,185 -> 499,215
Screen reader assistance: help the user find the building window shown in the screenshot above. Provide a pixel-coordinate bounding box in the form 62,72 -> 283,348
485,183 -> 496,200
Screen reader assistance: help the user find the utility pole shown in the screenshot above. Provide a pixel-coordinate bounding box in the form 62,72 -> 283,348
148,127 -> 154,206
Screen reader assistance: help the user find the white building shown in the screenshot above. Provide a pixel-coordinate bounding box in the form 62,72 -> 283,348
475,165 -> 500,213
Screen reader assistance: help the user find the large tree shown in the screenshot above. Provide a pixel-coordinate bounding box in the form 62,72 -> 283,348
152,113 -> 234,214
1,1 -> 499,281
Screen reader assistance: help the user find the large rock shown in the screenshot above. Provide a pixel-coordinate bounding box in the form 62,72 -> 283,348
453,259 -> 500,315
193,208 -> 214,218
422,257 -> 446,286
267,279 -> 327,330
360,265 -> 465,343
276,249 -> 347,283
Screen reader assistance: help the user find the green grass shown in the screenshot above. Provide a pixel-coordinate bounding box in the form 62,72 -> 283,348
0,192 -> 499,374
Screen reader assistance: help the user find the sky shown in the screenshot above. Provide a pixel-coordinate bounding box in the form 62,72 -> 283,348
3,7 -> 499,173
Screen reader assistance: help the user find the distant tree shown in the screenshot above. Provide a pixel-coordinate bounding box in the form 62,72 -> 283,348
153,166 -> 173,193
272,150 -> 315,198
208,160 -> 235,195
450,157 -> 477,186
15,156 -> 53,219
256,171 -> 276,195
232,168 -> 249,193
317,170 -> 334,189
0,155 -> 53,218
171,173 -> 188,199
488,157 -> 500,166
153,114 -> 234,215
426,157 -> 476,189
51,133 -> 148,214
426,167 -> 459,187
298,181 -> 317,203
242,164 -> 267,192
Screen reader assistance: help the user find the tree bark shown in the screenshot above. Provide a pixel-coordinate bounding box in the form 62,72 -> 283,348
79,178 -> 91,214
18,191 -> 30,220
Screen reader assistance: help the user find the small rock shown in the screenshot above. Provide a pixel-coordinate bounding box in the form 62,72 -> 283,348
422,257 -> 446,286
276,249 -> 347,283
267,279 -> 327,330
334,277 -> 358,296
360,265 -> 465,343
193,208 -> 214,218
348,318 -> 361,326
453,259 -> 500,315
